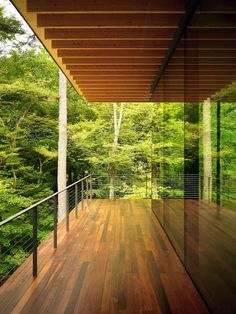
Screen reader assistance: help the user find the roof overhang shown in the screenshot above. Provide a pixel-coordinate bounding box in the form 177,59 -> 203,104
10,0 -> 236,102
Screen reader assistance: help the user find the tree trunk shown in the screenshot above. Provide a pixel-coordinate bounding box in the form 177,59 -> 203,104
109,168 -> 115,199
109,103 -> 123,199
203,98 -> 212,201
57,70 -> 67,222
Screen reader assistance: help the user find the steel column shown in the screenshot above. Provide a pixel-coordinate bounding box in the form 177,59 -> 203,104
90,176 -> 92,200
53,195 -> 57,249
32,206 -> 38,277
81,180 -> 84,210
75,183 -> 78,218
66,190 -> 69,231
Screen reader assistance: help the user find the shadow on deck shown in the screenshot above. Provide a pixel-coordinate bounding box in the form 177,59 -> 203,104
0,199 -> 208,314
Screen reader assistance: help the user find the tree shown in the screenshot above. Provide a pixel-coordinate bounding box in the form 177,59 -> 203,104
57,70 -> 67,223
0,5 -> 24,42
202,98 -> 212,200
109,103 -> 124,199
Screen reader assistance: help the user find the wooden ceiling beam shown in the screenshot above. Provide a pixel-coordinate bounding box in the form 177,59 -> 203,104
78,83 -> 229,88
66,65 -> 157,70
84,91 -> 147,94
70,70 -> 236,76
58,49 -> 236,58
37,13 -> 182,28
87,99 -> 149,102
73,74 -> 236,80
58,50 -> 167,58
52,40 -> 170,49
73,75 -> 155,80
76,78 -> 232,86
28,0 -> 186,13
52,39 -> 236,49
62,57 -> 236,65
45,28 -> 177,40
66,64 -> 236,71
75,80 -> 153,84
82,88 -> 218,93
45,27 -> 236,40
71,70 -> 157,76
62,58 -> 163,65
28,0 -> 236,14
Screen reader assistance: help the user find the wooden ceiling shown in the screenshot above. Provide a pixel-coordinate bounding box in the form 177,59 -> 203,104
11,0 -> 236,102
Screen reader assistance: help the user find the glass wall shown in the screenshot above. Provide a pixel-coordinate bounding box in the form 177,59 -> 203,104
152,2 -> 236,312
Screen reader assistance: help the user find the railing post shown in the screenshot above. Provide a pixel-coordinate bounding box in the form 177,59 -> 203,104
81,180 -> 84,210
75,183 -> 78,219
66,189 -> 69,231
53,195 -> 57,249
90,176 -> 92,201
86,178 -> 89,207
32,206 -> 38,277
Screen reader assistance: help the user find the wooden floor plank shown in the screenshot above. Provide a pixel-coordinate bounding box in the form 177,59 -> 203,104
0,199 -> 208,314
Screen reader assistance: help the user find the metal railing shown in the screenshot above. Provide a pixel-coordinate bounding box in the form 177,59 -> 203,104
1,172 -> 235,285
91,174 -> 152,199
90,173 -> 235,202
0,174 -> 92,285
154,174 -> 236,204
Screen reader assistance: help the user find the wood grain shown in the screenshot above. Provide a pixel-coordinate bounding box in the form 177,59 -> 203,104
0,200 -> 208,314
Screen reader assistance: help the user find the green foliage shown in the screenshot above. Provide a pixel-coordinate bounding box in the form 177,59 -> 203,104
0,5 -> 24,42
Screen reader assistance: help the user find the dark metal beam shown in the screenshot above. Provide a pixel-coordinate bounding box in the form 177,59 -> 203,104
150,0 -> 201,98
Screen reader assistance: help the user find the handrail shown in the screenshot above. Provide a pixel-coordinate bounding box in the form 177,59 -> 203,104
0,174 -> 93,283
0,174 -> 91,227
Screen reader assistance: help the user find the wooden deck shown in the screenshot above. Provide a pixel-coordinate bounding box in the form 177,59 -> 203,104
0,199 -> 208,314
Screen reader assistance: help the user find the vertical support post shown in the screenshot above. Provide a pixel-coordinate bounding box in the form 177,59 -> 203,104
216,100 -> 221,205
53,195 -> 57,249
75,183 -> 78,219
86,178 -> 89,207
32,206 -> 38,277
90,176 -> 92,201
81,180 -> 84,210
66,189 -> 69,231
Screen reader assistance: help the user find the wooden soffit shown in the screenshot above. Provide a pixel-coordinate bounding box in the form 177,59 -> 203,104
10,0 -> 236,102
